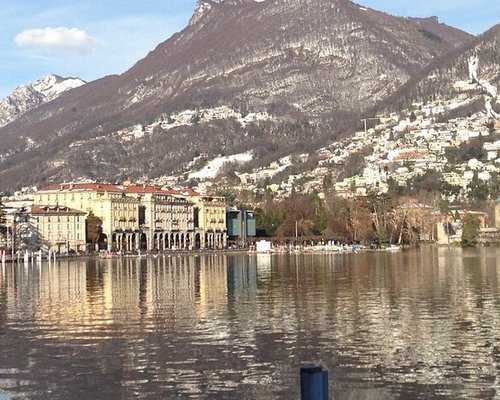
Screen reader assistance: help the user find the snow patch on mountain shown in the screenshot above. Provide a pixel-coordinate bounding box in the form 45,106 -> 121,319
466,55 -> 500,119
188,152 -> 253,180
116,106 -> 273,143
32,75 -> 85,102
0,75 -> 85,127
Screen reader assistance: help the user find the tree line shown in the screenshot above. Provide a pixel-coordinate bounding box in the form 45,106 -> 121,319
253,192 -> 483,247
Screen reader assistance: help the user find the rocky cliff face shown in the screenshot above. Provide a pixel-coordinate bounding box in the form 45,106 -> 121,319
0,75 -> 85,127
0,0 -> 474,190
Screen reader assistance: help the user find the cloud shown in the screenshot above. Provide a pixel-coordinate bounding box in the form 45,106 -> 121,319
14,27 -> 97,54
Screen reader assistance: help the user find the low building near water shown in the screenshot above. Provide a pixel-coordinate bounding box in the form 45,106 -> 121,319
226,207 -> 256,246
255,240 -> 273,253
30,205 -> 86,253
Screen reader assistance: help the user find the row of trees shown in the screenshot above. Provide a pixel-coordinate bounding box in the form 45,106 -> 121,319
253,191 -> 486,247
253,193 -> 444,247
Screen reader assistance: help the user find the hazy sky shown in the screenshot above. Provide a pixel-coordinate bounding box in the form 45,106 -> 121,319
1,0 -> 498,98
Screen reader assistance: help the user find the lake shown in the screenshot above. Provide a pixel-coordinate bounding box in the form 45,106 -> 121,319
1,247 -> 500,399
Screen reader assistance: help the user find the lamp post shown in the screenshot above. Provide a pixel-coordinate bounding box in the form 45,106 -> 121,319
11,218 -> 15,261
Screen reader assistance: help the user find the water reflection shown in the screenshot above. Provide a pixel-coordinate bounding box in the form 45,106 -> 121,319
0,249 -> 499,399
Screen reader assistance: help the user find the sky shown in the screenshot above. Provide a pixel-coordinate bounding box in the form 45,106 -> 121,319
1,0 -> 499,98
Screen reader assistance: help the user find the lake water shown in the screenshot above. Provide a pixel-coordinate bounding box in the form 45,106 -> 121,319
1,247 -> 500,399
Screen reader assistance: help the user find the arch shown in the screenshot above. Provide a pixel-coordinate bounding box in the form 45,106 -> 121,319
194,233 -> 201,250
101,233 -> 110,251
140,233 -> 147,250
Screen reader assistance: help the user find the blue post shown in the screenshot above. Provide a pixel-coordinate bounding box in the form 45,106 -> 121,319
300,364 -> 329,400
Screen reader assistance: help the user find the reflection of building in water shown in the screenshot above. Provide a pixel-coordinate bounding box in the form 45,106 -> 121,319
103,256 -> 201,322
22,260 -> 116,334
227,256 -> 257,302
254,254 -> 272,279
198,255 -> 229,314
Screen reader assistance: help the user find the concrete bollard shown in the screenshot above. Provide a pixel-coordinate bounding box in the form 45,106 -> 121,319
300,364 -> 329,400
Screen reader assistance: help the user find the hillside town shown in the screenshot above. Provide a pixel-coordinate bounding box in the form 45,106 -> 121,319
2,58 -> 499,255
202,56 -> 500,203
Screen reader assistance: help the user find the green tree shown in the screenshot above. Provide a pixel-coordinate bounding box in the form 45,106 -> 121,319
468,174 -> 490,201
411,170 -> 443,194
191,112 -> 202,124
461,214 -> 481,247
255,207 -> 285,237
86,211 -> 103,251
387,177 -> 408,197
214,188 -> 237,205
409,111 -> 417,122
322,173 -> 333,189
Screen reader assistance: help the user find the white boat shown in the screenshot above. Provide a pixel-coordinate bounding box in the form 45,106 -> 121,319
383,245 -> 401,252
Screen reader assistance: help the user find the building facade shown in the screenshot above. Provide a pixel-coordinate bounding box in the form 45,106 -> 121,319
187,192 -> 227,249
227,207 -> 256,245
34,183 -> 227,251
30,205 -> 86,253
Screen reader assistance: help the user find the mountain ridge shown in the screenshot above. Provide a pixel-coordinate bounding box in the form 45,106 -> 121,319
0,75 -> 86,128
0,0 -> 478,191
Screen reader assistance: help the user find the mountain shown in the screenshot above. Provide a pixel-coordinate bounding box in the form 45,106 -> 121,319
408,16 -> 473,48
0,75 -> 86,127
378,24 -> 500,114
0,0 -> 474,190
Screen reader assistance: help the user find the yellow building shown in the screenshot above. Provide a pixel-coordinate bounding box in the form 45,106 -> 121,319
185,191 -> 227,249
35,183 -> 140,250
30,205 -> 86,253
34,183 -> 226,251
123,186 -> 198,250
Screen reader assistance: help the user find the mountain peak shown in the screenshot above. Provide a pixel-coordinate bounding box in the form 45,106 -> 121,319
189,0 -> 266,25
0,0 -> 478,190
0,75 -> 86,127
407,15 -> 473,46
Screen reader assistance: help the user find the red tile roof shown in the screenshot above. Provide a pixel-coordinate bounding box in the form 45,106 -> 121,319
124,185 -> 161,194
36,182 -> 208,199
38,183 -> 122,193
393,149 -> 429,162
31,205 -> 86,215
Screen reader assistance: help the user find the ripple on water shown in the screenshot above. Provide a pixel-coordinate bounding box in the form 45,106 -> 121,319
1,250 -> 500,399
